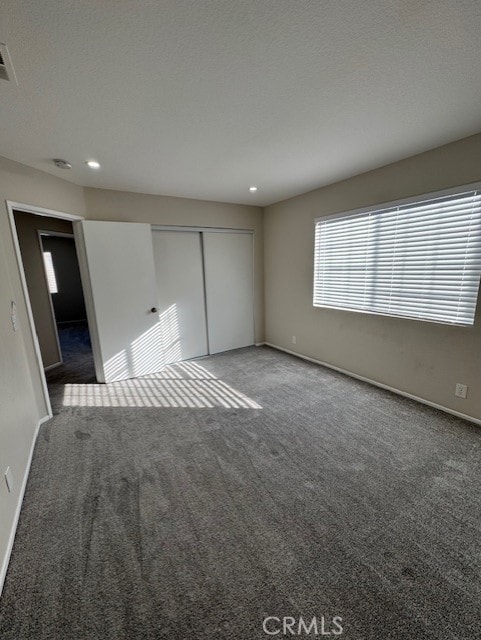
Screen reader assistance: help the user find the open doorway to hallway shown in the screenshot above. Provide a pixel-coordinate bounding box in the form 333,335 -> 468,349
13,210 -> 95,389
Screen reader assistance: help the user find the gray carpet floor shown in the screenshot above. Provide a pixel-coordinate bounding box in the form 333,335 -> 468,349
1,340 -> 481,639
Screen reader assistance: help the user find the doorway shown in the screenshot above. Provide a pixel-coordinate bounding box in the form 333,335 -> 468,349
39,232 -> 95,385
12,209 -> 95,394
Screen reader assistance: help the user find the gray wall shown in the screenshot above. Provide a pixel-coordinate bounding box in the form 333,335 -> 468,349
264,132 -> 481,422
41,235 -> 86,325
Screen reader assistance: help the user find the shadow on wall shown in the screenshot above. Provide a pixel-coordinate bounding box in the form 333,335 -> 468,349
63,359 -> 262,409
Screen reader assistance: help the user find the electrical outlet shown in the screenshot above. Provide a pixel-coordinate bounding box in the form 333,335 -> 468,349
4,467 -> 14,493
455,383 -> 468,399
292,336 -> 297,345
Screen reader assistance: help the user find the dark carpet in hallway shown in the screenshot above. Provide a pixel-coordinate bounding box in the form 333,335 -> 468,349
1,346 -> 481,639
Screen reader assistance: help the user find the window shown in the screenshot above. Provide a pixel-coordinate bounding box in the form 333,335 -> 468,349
313,188 -> 481,326
43,251 -> 58,294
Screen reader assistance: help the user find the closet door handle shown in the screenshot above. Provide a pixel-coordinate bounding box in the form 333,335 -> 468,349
150,307 -> 158,313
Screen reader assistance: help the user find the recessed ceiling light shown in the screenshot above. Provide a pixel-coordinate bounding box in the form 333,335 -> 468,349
86,160 -> 101,169
249,186 -> 258,192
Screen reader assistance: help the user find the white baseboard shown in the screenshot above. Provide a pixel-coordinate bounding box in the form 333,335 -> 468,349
0,414 -> 49,596
255,342 -> 266,347
264,342 -> 481,427
44,361 -> 62,372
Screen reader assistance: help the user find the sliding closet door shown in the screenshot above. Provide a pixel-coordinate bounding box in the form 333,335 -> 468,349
203,232 -> 254,354
152,230 -> 208,363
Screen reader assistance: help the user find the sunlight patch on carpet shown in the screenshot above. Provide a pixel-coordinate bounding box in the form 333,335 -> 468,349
62,360 -> 262,409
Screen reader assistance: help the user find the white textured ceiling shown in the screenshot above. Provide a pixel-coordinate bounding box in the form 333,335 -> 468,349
1,0 -> 481,206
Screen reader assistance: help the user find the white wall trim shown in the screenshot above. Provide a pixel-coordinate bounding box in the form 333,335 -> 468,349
255,342 -> 266,347
0,415 -> 48,596
264,342 -> 481,427
7,201 -> 83,222
38,230 -> 75,239
44,361 -> 62,372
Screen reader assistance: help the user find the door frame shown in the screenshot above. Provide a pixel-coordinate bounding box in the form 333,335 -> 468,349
6,201 -> 84,419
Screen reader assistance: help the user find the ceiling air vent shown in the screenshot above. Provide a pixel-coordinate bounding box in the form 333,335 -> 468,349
0,44 -> 18,84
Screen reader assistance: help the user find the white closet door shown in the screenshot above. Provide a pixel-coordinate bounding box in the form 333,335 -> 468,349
152,230 -> 208,363
78,221 -> 164,382
203,232 -> 254,354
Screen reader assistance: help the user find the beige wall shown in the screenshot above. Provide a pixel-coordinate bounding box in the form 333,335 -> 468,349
264,132 -> 481,421
0,157 -> 86,588
14,212 -> 74,368
83,188 -> 265,343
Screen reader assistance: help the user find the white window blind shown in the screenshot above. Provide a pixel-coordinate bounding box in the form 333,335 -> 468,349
313,190 -> 481,326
